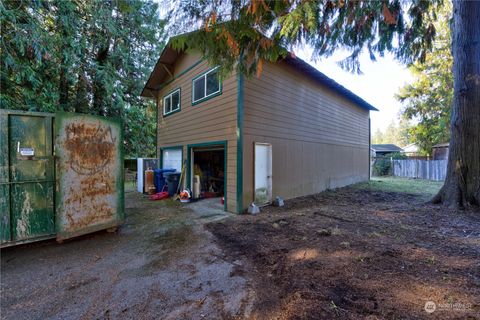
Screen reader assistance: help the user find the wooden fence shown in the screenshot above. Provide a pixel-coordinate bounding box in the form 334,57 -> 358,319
392,159 -> 447,181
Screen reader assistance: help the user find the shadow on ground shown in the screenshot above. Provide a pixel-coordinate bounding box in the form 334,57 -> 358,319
207,185 -> 480,319
1,193 -> 253,320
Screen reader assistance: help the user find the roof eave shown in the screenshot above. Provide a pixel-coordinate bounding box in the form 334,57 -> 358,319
141,33 -> 380,113
140,39 -> 181,99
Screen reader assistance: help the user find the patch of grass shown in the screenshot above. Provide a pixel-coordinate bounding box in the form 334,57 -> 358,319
340,241 -> 350,248
354,176 -> 443,199
356,255 -> 367,262
124,180 -> 136,192
367,231 -> 382,238
426,256 -> 436,265
331,226 -> 341,236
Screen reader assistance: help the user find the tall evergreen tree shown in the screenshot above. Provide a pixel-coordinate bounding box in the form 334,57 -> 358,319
396,2 -> 452,156
170,0 -> 480,208
0,0 -> 166,157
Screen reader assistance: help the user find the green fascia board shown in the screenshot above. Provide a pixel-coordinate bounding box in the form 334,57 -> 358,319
236,74 -> 244,214
159,145 -> 184,169
162,87 -> 182,118
155,59 -> 203,92
186,140 -> 228,211
191,67 -> 223,106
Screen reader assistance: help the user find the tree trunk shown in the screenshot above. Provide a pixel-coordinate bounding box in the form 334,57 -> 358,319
58,65 -> 69,110
57,3 -> 70,111
74,70 -> 89,113
92,46 -> 109,116
432,0 -> 480,208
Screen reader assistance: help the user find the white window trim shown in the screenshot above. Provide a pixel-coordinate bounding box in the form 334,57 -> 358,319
163,88 -> 181,116
192,67 -> 221,104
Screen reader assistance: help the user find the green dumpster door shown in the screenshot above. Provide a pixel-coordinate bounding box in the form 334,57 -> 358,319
0,113 -> 10,243
55,112 -> 124,241
8,115 -> 55,241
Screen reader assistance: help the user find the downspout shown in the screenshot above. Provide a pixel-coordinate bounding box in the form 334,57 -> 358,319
236,73 -> 244,214
368,117 -> 371,180
149,89 -> 159,159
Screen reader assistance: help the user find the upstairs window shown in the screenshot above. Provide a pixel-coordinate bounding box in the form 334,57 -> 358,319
192,67 -> 221,104
163,88 -> 181,116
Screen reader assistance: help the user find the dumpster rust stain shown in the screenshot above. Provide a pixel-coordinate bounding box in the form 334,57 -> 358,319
64,122 -> 116,175
60,121 -> 118,231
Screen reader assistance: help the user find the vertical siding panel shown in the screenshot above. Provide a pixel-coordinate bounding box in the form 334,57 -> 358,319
243,60 -> 370,208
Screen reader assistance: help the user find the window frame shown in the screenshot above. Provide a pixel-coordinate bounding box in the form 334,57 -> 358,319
191,67 -> 222,105
162,88 -> 181,117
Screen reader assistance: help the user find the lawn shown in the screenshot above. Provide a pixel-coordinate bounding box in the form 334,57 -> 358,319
207,177 -> 479,319
355,176 -> 443,200
124,180 -> 136,192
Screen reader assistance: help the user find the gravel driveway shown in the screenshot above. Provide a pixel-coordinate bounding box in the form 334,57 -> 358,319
1,193 -> 253,320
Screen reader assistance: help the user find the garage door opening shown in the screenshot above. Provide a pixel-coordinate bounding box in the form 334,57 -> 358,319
190,145 -> 225,204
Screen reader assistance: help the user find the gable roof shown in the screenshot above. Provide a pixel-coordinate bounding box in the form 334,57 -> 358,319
402,143 -> 419,153
141,39 -> 378,112
141,44 -> 181,98
371,144 -> 403,153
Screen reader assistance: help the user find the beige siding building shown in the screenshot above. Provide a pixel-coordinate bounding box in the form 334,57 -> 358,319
142,44 -> 377,213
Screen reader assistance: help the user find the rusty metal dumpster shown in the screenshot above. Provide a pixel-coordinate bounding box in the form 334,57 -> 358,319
0,110 -> 124,247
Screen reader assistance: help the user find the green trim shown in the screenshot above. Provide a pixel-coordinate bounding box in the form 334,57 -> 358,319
236,74 -> 244,214
191,90 -> 223,106
155,98 -> 158,158
0,109 -> 55,117
159,145 -> 183,169
191,67 -> 223,106
117,116 -> 125,223
162,87 -> 181,117
155,59 -> 203,92
186,140 -> 228,211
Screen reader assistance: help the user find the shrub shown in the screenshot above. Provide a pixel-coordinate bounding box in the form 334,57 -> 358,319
372,152 -> 407,176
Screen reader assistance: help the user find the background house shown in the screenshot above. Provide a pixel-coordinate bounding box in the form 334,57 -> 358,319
371,144 -> 404,157
402,143 -> 420,157
142,43 -> 377,213
432,143 -> 449,160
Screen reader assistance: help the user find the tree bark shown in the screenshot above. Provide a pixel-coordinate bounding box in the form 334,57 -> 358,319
432,0 -> 480,208
57,3 -> 70,111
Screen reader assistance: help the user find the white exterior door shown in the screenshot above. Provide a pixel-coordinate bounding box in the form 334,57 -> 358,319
162,149 -> 182,172
254,143 -> 272,205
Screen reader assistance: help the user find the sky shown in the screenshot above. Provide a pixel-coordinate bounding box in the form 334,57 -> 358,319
295,48 -> 413,133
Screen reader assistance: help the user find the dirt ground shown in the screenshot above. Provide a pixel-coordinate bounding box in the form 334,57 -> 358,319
1,178 -> 479,319
1,194 -> 254,320
208,180 -> 480,319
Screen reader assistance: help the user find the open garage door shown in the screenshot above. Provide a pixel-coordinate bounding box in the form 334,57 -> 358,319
190,144 -> 225,201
